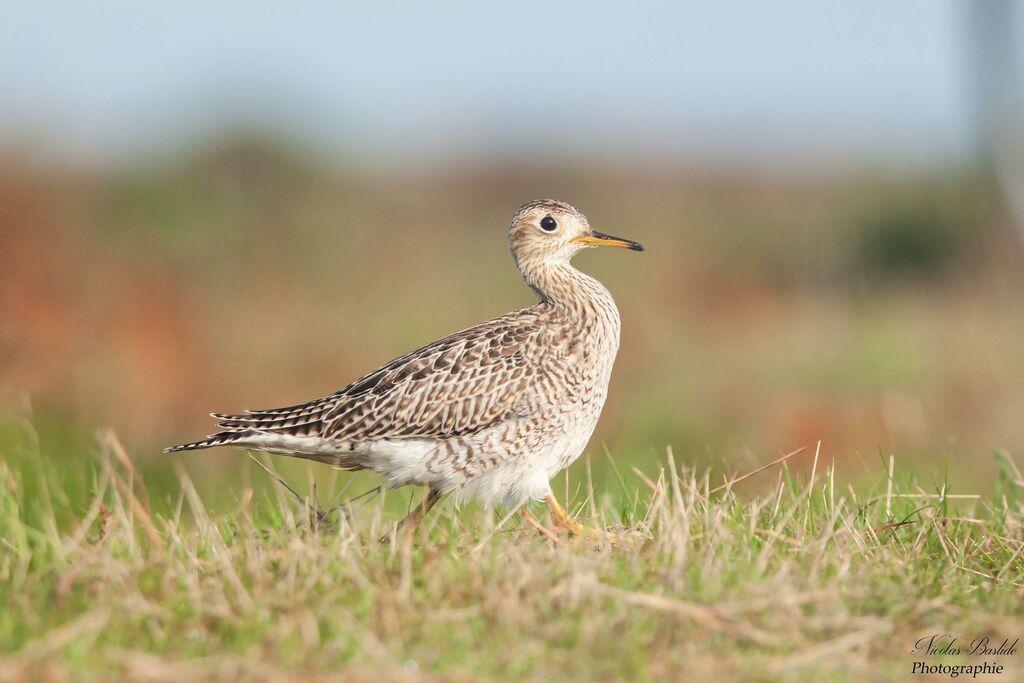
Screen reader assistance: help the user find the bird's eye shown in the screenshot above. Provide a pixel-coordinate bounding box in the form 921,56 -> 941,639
540,216 -> 558,232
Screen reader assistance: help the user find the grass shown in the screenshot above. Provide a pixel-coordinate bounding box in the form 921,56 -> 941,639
1,433 -> 1023,682
4,137 -> 1023,681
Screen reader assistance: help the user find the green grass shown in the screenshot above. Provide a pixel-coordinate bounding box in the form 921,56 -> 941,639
1,433 -> 1023,682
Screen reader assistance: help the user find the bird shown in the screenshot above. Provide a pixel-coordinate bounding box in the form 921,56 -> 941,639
166,199 -> 643,539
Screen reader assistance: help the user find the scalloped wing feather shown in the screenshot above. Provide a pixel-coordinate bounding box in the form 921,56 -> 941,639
206,308 -> 550,444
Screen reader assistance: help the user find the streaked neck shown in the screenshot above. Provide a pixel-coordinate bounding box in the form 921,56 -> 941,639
523,260 -> 620,324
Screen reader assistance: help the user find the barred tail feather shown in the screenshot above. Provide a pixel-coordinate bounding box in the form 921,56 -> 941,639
163,430 -> 366,472
163,430 -> 260,453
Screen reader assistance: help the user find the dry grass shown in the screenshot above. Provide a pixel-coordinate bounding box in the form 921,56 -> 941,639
2,433 -> 1023,682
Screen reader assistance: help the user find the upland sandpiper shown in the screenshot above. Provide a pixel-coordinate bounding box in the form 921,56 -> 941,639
166,200 -> 643,538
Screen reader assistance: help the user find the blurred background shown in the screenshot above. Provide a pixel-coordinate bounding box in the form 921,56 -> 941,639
2,1 -> 1024,506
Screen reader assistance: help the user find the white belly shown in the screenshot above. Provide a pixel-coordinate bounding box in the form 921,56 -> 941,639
448,419 -> 599,508
237,383 -> 609,509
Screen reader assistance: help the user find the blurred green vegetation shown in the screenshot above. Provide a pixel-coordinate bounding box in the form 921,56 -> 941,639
855,199 -> 972,280
2,137 -> 1023,507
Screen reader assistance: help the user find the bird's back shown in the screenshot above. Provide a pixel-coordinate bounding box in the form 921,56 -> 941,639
166,305 -> 559,458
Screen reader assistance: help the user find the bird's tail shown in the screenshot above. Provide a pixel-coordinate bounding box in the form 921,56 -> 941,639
163,430 -> 261,453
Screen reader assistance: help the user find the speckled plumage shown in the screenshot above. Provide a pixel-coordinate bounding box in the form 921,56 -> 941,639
166,199 -> 643,507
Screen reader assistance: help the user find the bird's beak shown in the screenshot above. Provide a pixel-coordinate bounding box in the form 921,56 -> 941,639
573,230 -> 645,252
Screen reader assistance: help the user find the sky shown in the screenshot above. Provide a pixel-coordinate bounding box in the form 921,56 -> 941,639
1,1 -> 1021,168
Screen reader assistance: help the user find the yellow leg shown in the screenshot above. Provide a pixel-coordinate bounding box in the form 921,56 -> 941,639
545,495 -> 604,539
520,509 -> 559,541
380,489 -> 441,543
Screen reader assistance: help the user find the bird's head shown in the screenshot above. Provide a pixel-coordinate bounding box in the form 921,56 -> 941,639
507,199 -> 643,272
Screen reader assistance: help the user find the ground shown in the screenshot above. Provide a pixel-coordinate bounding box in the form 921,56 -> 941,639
2,433 -> 1022,682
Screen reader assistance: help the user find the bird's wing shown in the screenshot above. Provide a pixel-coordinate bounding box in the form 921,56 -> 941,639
211,308 -> 550,442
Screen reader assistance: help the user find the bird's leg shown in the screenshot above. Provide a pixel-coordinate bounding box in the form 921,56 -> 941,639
545,495 -> 604,539
380,489 -> 441,543
520,508 -> 559,542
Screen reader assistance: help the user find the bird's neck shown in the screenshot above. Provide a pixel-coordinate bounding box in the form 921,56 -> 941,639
524,260 -> 621,331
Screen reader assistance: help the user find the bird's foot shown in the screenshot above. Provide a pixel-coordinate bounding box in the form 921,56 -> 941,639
520,510 -> 559,542
559,519 -> 638,549
544,494 -> 597,536
552,515 -> 602,539
543,495 -> 636,548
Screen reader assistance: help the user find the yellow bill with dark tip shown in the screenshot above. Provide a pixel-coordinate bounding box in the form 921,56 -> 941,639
573,230 -> 644,251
